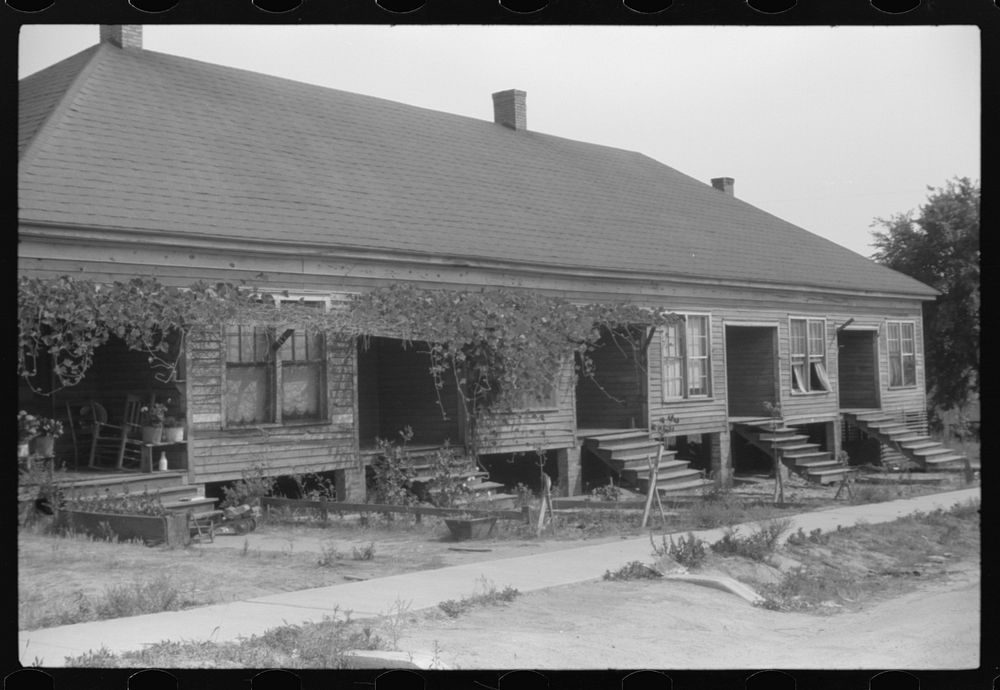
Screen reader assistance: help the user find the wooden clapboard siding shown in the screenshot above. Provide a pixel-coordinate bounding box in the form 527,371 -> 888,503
476,358 -> 577,454
186,326 -> 358,484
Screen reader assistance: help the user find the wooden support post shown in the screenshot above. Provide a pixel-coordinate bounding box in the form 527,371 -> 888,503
535,473 -> 555,537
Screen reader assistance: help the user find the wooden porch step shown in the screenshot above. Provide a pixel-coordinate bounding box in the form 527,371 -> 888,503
885,432 -> 932,443
851,412 -> 898,423
921,455 -> 968,469
804,467 -> 854,484
616,457 -> 686,473
594,437 -> 660,452
898,440 -> 942,451
611,448 -> 678,465
630,466 -> 702,487
408,470 -> 489,484
581,429 -> 650,443
776,443 -> 822,454
654,478 -> 716,495
467,480 -> 506,493
909,446 -> 955,458
787,454 -> 835,468
637,470 -> 704,493
757,433 -> 809,443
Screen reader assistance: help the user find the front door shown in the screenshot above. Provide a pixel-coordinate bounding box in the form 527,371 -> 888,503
724,325 -> 779,418
837,330 -> 880,409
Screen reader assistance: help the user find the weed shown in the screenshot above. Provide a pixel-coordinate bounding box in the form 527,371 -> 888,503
65,486 -> 168,517
710,519 -> 791,562
100,576 -> 194,618
241,537 -> 250,557
603,560 -> 662,581
426,444 -> 479,508
379,598 -> 413,650
590,480 -> 622,503
651,531 -> 708,569
438,578 -> 520,618
513,482 -> 534,509
352,542 -> 376,561
786,527 -> 829,546
756,566 -> 863,612
286,471 -> 337,502
318,543 -> 344,566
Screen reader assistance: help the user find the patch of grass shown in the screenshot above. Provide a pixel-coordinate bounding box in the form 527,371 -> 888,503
650,531 -> 708,569
20,575 -> 197,630
438,578 -> 520,618
64,608 -> 389,668
710,519 -> 792,562
603,560 -> 662,581
786,527 -> 830,546
318,543 -> 343,566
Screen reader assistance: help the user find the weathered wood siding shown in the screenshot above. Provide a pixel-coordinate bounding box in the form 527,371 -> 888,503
475,357 -> 577,455
186,326 -> 358,484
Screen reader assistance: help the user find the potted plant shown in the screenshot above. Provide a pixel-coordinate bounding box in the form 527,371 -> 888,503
18,410 -> 39,458
444,514 -> 497,540
139,401 -> 169,443
162,416 -> 185,443
33,417 -> 64,457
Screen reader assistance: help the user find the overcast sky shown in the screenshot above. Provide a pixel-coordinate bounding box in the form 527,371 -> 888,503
18,24 -> 979,258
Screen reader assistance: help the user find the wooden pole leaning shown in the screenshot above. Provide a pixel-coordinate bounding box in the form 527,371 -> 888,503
640,444 -> 667,528
535,473 -> 556,537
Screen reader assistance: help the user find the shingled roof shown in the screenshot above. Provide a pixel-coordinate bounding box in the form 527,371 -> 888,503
18,42 -> 936,298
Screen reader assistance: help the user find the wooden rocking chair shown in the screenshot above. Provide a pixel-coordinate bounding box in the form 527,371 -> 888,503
88,394 -> 145,470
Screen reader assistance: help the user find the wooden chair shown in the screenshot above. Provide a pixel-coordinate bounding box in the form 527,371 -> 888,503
88,394 -> 145,470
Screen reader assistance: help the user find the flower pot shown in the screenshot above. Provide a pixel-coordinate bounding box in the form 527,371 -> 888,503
33,435 -> 55,457
162,426 -> 185,443
141,426 -> 163,444
444,516 -> 497,541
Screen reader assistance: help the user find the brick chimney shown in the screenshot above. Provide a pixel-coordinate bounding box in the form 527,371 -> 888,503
711,177 -> 735,196
100,25 -> 143,50
492,90 -> 526,131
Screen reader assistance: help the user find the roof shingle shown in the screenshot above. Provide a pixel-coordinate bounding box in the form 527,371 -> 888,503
18,44 -> 936,297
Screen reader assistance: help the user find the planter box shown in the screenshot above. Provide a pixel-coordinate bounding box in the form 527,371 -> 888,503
444,516 -> 497,540
57,509 -> 190,547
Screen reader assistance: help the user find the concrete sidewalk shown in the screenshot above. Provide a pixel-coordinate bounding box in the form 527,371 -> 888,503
19,487 -> 980,667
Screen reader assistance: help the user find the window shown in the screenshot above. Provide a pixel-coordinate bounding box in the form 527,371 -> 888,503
224,299 -> 327,426
789,318 -> 830,393
662,315 -> 711,400
887,321 -> 917,388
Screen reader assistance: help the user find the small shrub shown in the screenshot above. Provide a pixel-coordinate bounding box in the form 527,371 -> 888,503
66,486 -> 168,517
786,527 -> 829,546
603,560 -> 662,581
351,542 -> 376,561
371,427 -> 417,506
318,543 -> 343,566
427,444 -> 479,508
513,482 -> 534,508
710,519 -> 791,562
286,471 -> 337,501
651,531 -> 708,569
220,463 -> 277,509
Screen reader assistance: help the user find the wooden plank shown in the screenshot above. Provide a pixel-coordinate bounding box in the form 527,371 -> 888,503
260,496 -> 528,521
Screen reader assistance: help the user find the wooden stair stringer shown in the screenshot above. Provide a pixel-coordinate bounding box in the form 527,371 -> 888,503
581,430 -> 713,495
843,411 -> 968,472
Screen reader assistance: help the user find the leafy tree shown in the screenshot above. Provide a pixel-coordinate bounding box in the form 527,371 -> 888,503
870,177 -> 979,415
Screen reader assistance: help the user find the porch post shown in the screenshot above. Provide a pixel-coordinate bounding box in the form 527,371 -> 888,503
556,446 -> 582,497
826,419 -> 843,462
336,467 -> 367,502
710,430 -> 733,489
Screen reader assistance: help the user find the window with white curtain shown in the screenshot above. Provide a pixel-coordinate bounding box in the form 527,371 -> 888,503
662,314 -> 711,400
887,320 -> 917,388
789,317 -> 830,393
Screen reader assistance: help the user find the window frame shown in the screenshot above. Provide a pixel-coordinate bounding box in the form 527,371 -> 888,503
886,320 -> 918,389
222,294 -> 330,428
788,316 -> 831,395
661,313 -> 713,402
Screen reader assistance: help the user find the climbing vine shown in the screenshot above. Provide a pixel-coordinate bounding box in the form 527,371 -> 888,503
19,277 -> 682,452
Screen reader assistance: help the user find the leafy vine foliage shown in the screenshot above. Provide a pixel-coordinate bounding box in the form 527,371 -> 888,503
19,277 -> 682,448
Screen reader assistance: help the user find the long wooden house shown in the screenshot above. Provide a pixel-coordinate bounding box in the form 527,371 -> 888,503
18,26 -> 959,502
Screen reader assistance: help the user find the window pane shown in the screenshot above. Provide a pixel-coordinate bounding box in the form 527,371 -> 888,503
663,358 -> 683,398
808,320 -> 825,359
282,362 -> 322,420
887,322 -> 901,354
901,323 -> 915,355
903,354 -> 916,386
688,358 -> 707,396
889,356 -> 903,387
792,363 -> 808,392
687,317 -> 707,357
811,361 -> 831,391
226,365 -> 272,424
790,320 -> 807,358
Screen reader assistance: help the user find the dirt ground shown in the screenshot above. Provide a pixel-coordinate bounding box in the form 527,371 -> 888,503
390,561 -> 979,669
